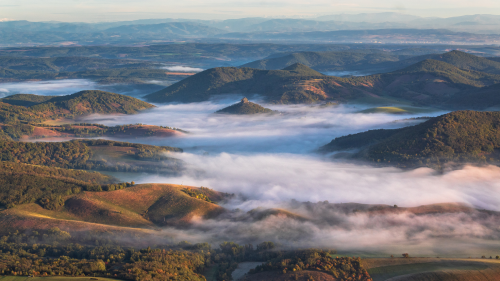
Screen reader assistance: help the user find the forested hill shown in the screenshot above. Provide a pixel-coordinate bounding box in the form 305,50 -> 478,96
321,111 -> 500,169
144,63 -> 326,104
144,59 -> 500,108
241,50 -> 417,72
0,90 -> 154,123
216,97 -> 274,114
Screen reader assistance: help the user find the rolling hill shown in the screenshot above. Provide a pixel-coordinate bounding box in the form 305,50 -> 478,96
241,50 -> 417,72
145,59 -> 500,108
242,50 -> 500,75
0,90 -> 154,124
215,97 -> 274,115
321,110 -> 500,169
144,63 -> 327,104
0,123 -> 182,141
0,139 -> 183,174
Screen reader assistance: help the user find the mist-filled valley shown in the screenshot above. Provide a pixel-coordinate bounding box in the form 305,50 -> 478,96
4,8 -> 500,279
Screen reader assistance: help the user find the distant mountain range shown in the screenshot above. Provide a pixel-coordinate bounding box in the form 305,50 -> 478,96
5,13 -> 500,46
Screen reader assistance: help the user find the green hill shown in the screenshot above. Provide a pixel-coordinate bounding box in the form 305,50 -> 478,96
448,83 -> 500,109
241,50 -> 409,72
144,64 -> 326,104
0,90 -> 154,123
242,50 -> 500,77
146,59 -> 500,107
321,111 -> 500,169
0,139 -> 183,174
216,97 -> 274,114
396,50 -> 500,74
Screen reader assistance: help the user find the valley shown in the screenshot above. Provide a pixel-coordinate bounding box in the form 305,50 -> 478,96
3,18 -> 500,280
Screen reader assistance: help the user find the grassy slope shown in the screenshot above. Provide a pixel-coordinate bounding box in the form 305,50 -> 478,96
0,184 -> 225,232
322,111 -> 500,168
0,123 -> 181,141
364,258 -> 500,281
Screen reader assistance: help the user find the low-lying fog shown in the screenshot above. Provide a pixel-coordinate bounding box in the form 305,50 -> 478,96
6,79 -> 498,255
81,99 -> 500,255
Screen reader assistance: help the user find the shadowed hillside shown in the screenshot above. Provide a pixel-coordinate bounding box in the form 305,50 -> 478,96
145,59 -> 500,107
0,90 -> 154,124
144,63 -> 327,104
321,110 -> 500,169
241,50 -> 500,75
0,139 -> 183,174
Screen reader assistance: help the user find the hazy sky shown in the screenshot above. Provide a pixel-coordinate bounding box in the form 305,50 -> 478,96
2,0 -> 500,22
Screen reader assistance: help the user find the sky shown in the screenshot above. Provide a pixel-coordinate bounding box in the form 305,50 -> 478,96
2,0 -> 500,22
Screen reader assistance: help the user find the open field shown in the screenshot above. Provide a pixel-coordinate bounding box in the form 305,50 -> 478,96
364,258 -> 500,281
0,183 -> 225,234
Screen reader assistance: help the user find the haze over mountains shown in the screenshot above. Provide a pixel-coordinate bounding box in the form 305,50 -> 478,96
6,13 -> 500,46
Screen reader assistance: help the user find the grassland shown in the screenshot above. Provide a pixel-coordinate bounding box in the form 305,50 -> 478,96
364,258 -> 500,281
0,183 -> 227,233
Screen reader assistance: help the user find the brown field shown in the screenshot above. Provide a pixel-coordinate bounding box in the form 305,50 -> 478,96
0,184 -> 224,233
365,258 -> 500,281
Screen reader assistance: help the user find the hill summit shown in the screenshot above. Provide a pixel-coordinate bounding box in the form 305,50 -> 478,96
216,97 -> 274,115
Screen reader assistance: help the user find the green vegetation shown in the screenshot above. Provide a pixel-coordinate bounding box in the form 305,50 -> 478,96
0,123 -> 183,141
398,50 -> 500,75
2,90 -> 154,115
242,50 -> 411,72
0,162 -> 131,210
145,64 -> 330,104
216,98 -> 274,115
322,111 -> 500,169
146,52 -> 500,108
249,249 -> 372,281
0,56 -> 155,72
359,107 -> 409,114
0,228 -> 351,281
0,139 -> 183,174
0,91 -> 154,125
0,229 -> 209,280
182,188 -> 216,204
0,277 -> 121,281
367,261 -> 488,281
